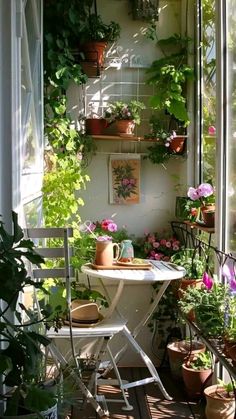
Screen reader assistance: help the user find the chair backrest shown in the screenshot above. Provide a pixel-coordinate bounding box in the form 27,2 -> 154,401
25,227 -> 74,305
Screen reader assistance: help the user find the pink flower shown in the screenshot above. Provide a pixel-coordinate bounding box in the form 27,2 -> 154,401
166,241 -> 171,248
107,222 -> 117,232
188,187 -> 200,201
101,219 -> 117,232
148,235 -> 156,243
97,235 -> 112,241
197,183 -> 214,198
129,178 -> 136,185
208,126 -> 216,135
153,241 -> 160,248
155,253 -> 162,260
122,178 -> 130,186
173,244 -> 179,251
160,239 -> 167,246
202,272 -> 214,290
222,264 -> 236,292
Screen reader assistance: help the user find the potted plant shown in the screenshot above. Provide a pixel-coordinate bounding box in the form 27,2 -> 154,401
186,183 -> 215,227
144,115 -> 187,165
167,340 -> 206,380
170,248 -> 206,297
145,32 -> 194,127
182,351 -> 213,399
0,212 -> 57,417
204,380 -> 236,419
104,100 -> 146,135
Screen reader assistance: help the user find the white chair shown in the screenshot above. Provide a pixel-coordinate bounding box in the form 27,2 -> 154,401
25,227 -> 134,417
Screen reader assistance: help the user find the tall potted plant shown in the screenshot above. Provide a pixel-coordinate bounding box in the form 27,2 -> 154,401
0,212 -> 57,417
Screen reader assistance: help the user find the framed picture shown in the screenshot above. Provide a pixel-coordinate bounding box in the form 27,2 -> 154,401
109,154 -> 141,204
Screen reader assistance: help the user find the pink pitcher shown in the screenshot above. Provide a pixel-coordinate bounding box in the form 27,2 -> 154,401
95,240 -> 120,266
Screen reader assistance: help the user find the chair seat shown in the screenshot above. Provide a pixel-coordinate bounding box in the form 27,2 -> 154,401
47,317 -> 127,339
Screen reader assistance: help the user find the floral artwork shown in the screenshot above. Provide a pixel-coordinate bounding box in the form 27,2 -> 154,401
109,155 -> 140,204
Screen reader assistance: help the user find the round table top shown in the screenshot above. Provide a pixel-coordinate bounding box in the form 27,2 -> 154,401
81,260 -> 186,283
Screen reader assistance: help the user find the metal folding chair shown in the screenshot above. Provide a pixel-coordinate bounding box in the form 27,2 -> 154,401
25,227 -> 134,417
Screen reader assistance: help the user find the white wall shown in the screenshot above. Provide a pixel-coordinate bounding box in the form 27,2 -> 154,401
68,0 -> 188,364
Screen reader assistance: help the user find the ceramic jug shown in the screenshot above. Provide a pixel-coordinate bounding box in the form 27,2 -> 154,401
120,239 -> 134,260
95,240 -> 120,266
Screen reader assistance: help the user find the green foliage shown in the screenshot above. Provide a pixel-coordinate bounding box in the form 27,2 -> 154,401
217,379 -> 236,397
171,248 -> 206,279
78,14 -> 121,43
146,33 -> 194,126
104,100 -> 146,125
0,212 -> 56,414
188,351 -> 212,370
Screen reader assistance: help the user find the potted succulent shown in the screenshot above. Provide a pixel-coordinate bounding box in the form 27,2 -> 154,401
204,380 -> 236,419
104,100 -> 146,135
182,351 -> 213,399
0,212 -> 57,417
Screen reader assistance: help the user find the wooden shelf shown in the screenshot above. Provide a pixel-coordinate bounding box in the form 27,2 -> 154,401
183,220 -> 215,234
92,135 -> 188,143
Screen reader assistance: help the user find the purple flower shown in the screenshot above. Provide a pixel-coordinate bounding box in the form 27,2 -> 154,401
107,222 -> 117,232
202,271 -> 214,290
230,279 -> 236,292
122,178 -> 130,186
197,183 -> 214,198
222,264 -> 236,292
208,126 -> 216,135
187,187 -> 200,201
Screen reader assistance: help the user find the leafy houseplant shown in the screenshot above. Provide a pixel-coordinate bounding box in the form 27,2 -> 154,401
145,32 -> 194,127
182,351 -> 213,399
185,182 -> 215,226
0,212 -> 57,416
144,115 -> 187,165
104,100 -> 146,135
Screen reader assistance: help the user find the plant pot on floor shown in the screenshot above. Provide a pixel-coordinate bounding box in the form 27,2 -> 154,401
167,340 -> 206,380
182,363 -> 212,399
204,385 -> 236,419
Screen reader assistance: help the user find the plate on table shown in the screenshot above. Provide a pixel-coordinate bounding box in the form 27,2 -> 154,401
116,258 -> 152,268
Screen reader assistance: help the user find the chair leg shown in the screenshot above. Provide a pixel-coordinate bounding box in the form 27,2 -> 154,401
48,342 -> 109,418
121,326 -> 173,401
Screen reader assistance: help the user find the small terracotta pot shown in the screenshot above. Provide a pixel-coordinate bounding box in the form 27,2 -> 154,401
85,118 -> 107,135
200,205 -> 215,227
204,385 -> 236,419
115,120 -> 135,135
167,340 -> 206,380
169,137 -> 186,153
182,363 -> 212,399
80,41 -> 107,67
177,278 -> 202,299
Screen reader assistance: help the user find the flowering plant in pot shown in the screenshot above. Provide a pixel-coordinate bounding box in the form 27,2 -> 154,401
134,231 -> 180,261
144,115 -> 187,165
104,100 -> 146,135
185,183 -> 215,226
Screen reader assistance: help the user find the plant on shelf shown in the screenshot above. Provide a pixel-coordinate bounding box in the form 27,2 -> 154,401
144,115 -> 187,165
147,31 -> 194,126
0,212 -> 57,416
78,13 -> 121,44
185,182 -> 215,226
145,31 -> 194,127
179,272 -> 229,338
134,230 -> 180,261
105,100 -> 146,124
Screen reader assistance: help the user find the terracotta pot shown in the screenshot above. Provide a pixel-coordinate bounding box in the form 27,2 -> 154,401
95,240 -> 120,266
85,118 -> 107,135
200,205 -> 215,227
223,339 -> 236,363
182,363 -> 212,399
80,41 -> 107,67
115,120 -> 135,135
177,278 -> 202,299
169,137 -> 186,153
167,340 -> 206,380
204,385 -> 236,419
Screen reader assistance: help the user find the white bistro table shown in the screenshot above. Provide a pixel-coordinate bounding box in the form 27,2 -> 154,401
81,260 -> 185,401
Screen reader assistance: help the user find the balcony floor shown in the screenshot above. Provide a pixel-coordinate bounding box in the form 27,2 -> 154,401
71,367 -> 206,418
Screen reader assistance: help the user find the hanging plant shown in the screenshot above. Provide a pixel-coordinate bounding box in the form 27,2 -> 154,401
129,0 -> 159,21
